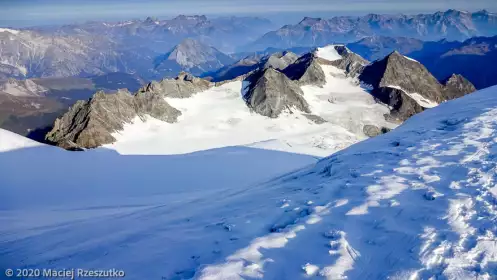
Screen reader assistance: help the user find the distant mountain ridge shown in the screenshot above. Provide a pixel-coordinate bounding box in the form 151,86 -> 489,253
155,38 -> 235,77
0,15 -> 274,81
246,10 -> 497,51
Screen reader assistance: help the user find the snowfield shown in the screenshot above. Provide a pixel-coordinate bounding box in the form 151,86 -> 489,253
316,45 -> 343,61
0,128 -> 43,152
2,77 -> 497,279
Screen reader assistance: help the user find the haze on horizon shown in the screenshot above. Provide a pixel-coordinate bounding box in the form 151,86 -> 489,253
1,0 -> 496,27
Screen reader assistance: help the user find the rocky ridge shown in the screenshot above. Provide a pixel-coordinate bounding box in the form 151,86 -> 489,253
359,51 -> 476,121
44,73 -> 211,149
243,67 -> 310,118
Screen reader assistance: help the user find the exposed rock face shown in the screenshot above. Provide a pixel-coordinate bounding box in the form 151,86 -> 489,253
373,87 -> 425,122
359,51 -> 475,121
244,68 -> 310,118
360,51 -> 445,103
46,89 -> 181,149
326,46 -> 369,77
263,51 -> 299,70
283,53 -> 326,86
139,72 -> 212,98
443,74 -> 477,99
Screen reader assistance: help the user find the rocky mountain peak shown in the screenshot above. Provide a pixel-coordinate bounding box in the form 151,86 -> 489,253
45,89 -> 181,149
155,38 -> 234,75
141,72 -> 212,98
244,67 -> 310,118
361,50 -> 445,102
172,15 -> 208,22
144,17 -> 159,24
325,46 -> 369,77
298,17 -> 324,26
263,51 -> 299,70
443,74 -> 477,99
283,53 -> 326,87
359,51 -> 476,121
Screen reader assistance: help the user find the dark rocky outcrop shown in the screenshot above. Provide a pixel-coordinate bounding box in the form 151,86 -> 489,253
139,72 -> 212,98
359,51 -> 475,121
283,53 -> 326,87
442,74 -> 477,99
244,68 -> 310,118
46,89 -> 181,149
263,51 -> 299,70
360,51 -> 445,103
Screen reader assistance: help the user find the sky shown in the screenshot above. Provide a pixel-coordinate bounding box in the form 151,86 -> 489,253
1,0 -> 496,27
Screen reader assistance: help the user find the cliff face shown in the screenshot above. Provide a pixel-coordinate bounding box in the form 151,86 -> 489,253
359,51 -> 476,121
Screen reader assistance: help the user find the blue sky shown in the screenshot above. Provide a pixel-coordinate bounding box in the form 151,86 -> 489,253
1,0 -> 496,27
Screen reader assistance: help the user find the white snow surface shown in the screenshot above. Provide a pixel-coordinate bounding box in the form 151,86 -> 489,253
0,129 -> 43,152
107,63 -> 393,157
403,54 -> 420,63
387,84 -> 439,108
315,45 -> 343,61
2,82 -> 497,279
0,28 -> 20,35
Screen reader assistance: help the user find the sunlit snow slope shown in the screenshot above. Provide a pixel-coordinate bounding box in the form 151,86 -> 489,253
3,79 -> 497,279
104,46 -> 393,157
197,85 -> 497,280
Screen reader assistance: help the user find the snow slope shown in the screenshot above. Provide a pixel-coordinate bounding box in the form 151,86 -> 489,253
106,60 -> 393,157
197,85 -> 497,279
316,45 -> 343,61
0,128 -> 43,152
387,84 -> 439,108
2,84 -> 496,279
0,131 -> 318,279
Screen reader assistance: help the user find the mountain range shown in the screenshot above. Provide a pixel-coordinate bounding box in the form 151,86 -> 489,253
3,7 -> 497,280
246,10 -> 497,51
0,16 -> 274,81
44,45 -> 475,151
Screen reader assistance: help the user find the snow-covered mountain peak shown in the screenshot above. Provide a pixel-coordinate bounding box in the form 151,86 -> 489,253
315,45 -> 344,62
